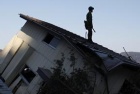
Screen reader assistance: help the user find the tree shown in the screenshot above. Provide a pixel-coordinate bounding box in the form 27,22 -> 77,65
38,51 -> 95,94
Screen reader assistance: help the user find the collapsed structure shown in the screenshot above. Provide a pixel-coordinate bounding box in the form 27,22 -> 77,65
0,14 -> 140,94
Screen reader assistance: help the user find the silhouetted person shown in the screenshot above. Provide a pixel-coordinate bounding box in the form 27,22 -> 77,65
86,6 -> 95,42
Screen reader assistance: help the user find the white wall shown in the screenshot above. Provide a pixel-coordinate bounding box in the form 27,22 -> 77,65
0,36 -> 23,73
1,21 -> 86,94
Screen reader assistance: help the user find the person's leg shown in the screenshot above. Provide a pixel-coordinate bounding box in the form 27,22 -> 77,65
88,28 -> 92,42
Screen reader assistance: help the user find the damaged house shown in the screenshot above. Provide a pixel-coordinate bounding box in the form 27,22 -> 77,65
0,14 -> 140,94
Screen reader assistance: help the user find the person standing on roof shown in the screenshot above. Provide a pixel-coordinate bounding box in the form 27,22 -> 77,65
86,6 -> 95,42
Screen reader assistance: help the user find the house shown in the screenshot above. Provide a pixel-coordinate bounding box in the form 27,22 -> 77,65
0,14 -> 140,94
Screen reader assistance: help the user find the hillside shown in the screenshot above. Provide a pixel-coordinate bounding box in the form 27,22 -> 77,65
121,52 -> 140,63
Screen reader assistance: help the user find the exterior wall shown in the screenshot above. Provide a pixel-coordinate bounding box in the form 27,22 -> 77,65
17,21 -> 85,74
107,66 -> 133,94
0,36 -> 23,73
1,21 -> 86,94
20,21 -> 47,41
91,66 -> 133,94
2,42 -> 34,85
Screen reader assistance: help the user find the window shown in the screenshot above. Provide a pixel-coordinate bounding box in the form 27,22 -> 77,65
21,65 -> 35,83
43,33 -> 60,48
43,34 -> 54,44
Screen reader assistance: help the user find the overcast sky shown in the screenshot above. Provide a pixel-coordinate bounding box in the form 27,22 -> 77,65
0,0 -> 140,53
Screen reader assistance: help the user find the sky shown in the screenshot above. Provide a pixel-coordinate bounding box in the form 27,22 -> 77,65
0,0 -> 140,53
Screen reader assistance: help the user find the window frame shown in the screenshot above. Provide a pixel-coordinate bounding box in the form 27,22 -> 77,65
20,65 -> 36,84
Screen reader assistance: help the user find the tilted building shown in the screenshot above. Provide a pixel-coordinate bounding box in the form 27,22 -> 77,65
0,14 -> 140,94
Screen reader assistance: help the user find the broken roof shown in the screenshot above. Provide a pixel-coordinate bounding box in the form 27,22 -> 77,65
19,14 -> 140,71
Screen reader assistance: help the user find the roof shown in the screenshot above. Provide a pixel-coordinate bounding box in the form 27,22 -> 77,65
19,14 -> 140,71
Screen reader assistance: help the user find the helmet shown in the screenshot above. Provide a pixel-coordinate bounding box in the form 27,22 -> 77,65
88,6 -> 94,11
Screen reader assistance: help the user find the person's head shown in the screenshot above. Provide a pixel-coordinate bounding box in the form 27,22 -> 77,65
88,6 -> 94,12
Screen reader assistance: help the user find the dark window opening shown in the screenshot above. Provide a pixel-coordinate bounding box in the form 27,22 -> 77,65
43,34 -> 54,44
21,65 -> 35,83
43,33 -> 60,48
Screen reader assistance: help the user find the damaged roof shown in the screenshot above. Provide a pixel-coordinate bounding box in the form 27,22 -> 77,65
19,14 -> 140,71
